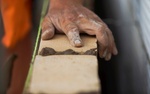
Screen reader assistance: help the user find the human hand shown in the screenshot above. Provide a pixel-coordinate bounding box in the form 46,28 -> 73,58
41,0 -> 118,61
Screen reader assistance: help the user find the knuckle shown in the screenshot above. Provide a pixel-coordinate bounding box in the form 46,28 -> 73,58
76,14 -> 87,24
42,17 -> 52,29
96,26 -> 103,32
78,14 -> 86,19
66,14 -> 76,21
92,22 -> 107,32
42,23 -> 53,31
101,23 -> 107,29
65,24 -> 78,32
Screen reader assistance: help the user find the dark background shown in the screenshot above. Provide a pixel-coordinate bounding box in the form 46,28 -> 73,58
94,0 -> 150,94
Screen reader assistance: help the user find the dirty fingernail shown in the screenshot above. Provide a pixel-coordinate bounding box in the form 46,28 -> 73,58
74,40 -> 82,47
102,49 -> 107,58
106,53 -> 111,61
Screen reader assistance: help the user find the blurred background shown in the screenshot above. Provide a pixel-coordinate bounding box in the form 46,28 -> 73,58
94,0 -> 150,94
0,0 -> 150,94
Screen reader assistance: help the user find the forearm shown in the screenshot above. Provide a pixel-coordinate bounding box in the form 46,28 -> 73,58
50,0 -> 84,3
49,0 -> 84,8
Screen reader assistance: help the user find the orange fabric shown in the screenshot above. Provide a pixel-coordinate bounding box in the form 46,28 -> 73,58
1,0 -> 31,49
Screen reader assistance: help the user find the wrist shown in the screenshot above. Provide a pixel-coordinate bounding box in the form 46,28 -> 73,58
50,0 -> 83,3
49,0 -> 83,8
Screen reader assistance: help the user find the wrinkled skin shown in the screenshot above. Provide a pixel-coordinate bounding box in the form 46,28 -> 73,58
41,0 -> 118,61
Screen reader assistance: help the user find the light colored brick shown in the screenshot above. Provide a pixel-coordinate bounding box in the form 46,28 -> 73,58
38,34 -> 97,53
28,55 -> 100,94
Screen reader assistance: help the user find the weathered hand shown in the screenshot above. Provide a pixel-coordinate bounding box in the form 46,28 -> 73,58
41,0 -> 118,61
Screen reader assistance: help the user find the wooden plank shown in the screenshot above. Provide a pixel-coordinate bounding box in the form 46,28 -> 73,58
27,55 -> 100,94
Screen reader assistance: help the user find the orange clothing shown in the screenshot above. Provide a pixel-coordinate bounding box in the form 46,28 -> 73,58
1,0 -> 32,49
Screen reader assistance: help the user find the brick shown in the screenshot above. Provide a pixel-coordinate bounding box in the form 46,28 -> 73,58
27,55 -> 100,94
38,34 -> 97,53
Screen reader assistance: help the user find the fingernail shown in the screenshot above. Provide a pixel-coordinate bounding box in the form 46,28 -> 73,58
74,40 -> 82,47
102,49 -> 107,58
75,40 -> 81,44
42,30 -> 54,40
113,47 -> 118,55
106,53 -> 111,61
42,30 -> 49,39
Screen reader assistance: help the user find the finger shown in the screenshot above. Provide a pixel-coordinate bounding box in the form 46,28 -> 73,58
77,18 -> 109,58
96,27 -> 109,58
113,46 -> 118,55
76,18 -> 100,35
94,16 -> 118,56
105,28 -> 118,55
41,16 -> 55,40
102,49 -> 108,58
104,28 -> 113,61
105,53 -> 112,61
63,23 -> 83,47
102,27 -> 118,61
